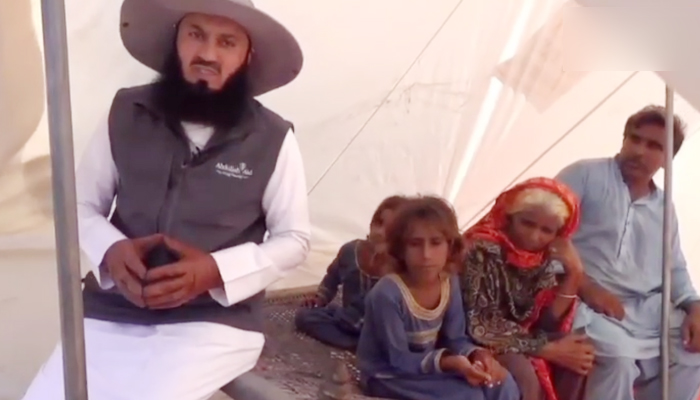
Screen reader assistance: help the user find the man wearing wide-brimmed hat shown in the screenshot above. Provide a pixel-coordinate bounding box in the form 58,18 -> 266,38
22,0 -> 309,399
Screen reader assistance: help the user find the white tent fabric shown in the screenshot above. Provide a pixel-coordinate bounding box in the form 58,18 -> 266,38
1,0 -> 700,398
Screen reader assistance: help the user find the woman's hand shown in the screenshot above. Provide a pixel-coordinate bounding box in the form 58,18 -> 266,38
440,354 -> 492,386
580,283 -> 625,320
549,238 -> 583,275
538,333 -> 595,375
469,349 -> 509,386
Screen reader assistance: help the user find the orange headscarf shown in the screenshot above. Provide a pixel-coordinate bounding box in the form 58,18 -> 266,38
463,177 -> 580,269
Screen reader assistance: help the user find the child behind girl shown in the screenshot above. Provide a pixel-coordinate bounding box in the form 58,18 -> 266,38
356,196 -> 520,400
295,195 -> 406,350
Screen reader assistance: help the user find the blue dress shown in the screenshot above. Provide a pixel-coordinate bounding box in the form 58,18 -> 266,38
295,240 -> 379,350
356,273 -> 521,400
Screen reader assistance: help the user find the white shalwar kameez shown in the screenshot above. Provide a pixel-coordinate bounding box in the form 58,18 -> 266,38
21,121 -> 310,400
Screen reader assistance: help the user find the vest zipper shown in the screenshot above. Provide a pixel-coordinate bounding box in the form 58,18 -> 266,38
160,160 -> 190,235
157,133 -> 193,236
157,136 -> 229,235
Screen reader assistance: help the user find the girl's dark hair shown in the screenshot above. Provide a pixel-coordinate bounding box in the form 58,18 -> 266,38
370,195 -> 408,227
385,195 -> 465,274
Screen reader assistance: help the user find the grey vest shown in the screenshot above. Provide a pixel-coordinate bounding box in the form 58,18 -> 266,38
82,83 -> 292,332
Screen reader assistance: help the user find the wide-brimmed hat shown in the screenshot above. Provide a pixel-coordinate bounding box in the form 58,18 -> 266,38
120,0 -> 303,96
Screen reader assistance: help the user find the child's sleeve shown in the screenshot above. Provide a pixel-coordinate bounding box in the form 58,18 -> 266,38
440,275 -> 479,357
316,242 -> 352,304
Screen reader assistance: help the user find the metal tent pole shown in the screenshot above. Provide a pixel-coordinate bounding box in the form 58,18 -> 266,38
660,85 -> 675,400
39,0 -> 88,399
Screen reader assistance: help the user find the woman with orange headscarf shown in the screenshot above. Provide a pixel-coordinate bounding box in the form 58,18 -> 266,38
461,178 -> 592,400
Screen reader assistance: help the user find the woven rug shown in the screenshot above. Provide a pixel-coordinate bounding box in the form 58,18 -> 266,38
250,288 -> 384,399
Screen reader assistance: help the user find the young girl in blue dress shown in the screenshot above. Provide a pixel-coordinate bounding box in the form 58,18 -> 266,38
356,195 -> 520,400
295,195 -> 406,350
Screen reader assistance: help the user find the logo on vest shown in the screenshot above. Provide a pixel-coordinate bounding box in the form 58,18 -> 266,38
215,162 -> 253,179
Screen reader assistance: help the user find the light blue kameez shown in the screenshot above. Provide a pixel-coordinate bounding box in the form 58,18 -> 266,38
556,157 -> 700,400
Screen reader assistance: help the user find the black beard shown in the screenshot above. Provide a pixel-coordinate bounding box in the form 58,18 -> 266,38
151,49 -> 250,132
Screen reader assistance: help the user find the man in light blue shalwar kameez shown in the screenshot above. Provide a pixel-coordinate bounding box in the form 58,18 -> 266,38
556,105 -> 700,400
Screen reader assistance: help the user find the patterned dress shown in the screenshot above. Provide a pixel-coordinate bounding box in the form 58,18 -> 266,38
356,273 -> 521,400
463,240 -> 561,353
462,240 -> 582,400
295,239 -> 380,350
